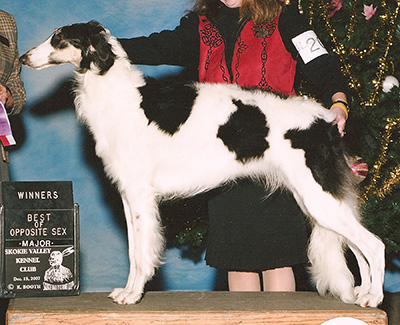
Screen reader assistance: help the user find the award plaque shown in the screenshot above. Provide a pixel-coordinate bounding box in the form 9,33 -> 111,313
0,181 -> 79,297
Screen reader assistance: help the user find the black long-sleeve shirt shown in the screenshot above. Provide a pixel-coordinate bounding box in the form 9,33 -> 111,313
119,3 -> 349,106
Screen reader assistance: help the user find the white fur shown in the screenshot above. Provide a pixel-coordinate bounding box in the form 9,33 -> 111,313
21,23 -> 385,307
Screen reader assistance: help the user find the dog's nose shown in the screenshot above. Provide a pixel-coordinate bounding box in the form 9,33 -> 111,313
19,53 -> 29,65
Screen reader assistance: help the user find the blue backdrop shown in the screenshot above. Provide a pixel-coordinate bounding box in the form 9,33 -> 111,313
2,0 -> 399,294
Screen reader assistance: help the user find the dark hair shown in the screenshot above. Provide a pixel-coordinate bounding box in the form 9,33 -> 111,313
192,0 -> 288,24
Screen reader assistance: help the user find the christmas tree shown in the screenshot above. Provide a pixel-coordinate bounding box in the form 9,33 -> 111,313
299,0 -> 400,267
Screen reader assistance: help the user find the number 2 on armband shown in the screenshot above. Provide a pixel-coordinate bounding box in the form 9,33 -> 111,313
292,30 -> 328,64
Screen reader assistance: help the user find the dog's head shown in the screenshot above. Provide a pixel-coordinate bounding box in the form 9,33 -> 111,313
20,21 -> 116,75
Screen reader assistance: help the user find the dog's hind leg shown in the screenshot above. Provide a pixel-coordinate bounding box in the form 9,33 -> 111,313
288,176 -> 385,307
348,231 -> 385,307
282,122 -> 385,306
347,241 -> 373,302
291,191 -> 356,303
109,189 -> 164,304
307,224 -> 356,303
277,145 -> 384,306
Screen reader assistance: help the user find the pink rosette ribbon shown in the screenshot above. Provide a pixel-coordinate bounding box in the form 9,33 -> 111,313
0,101 -> 16,146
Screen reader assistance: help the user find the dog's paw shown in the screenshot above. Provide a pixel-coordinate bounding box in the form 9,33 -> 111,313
109,288 -> 143,305
108,288 -> 124,301
340,293 -> 357,304
354,285 -> 370,299
356,292 -> 384,308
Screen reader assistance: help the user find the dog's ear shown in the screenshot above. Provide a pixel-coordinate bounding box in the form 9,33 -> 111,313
84,21 -> 111,62
83,21 -> 116,75
88,33 -> 111,62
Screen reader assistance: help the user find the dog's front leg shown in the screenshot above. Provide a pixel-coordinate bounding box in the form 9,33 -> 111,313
109,196 -> 139,303
109,190 -> 164,304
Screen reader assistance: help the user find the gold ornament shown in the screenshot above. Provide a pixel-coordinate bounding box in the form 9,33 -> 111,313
306,0 -> 400,109
362,117 -> 400,201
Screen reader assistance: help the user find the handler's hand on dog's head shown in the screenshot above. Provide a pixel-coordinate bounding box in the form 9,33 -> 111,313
330,105 -> 347,137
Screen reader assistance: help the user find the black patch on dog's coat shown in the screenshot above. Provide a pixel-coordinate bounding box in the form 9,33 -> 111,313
285,119 -> 350,198
139,77 -> 197,135
218,99 -> 269,163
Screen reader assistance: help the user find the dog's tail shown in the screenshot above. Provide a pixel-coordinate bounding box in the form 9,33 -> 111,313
308,224 -> 356,303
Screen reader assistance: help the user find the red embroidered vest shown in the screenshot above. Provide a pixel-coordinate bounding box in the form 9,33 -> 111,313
198,15 -> 296,95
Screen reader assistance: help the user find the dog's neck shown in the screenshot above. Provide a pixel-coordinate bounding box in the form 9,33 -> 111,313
73,39 -> 146,138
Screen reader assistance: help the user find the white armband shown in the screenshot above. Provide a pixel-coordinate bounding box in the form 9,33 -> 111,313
292,30 -> 328,64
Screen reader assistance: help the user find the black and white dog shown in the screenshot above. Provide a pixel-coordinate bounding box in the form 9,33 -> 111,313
20,21 -> 384,307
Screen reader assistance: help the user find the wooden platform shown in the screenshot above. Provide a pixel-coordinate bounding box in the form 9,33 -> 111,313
6,291 -> 387,324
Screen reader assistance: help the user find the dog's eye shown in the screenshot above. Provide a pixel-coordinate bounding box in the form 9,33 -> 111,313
53,34 -> 62,42
51,33 -> 64,47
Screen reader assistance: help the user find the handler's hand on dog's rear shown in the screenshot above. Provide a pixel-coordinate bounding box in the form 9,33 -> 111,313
330,105 -> 347,137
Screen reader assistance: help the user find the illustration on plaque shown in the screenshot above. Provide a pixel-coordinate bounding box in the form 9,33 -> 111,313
43,246 -> 75,290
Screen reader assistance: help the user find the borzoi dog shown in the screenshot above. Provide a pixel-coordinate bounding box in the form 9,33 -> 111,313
20,21 -> 385,307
